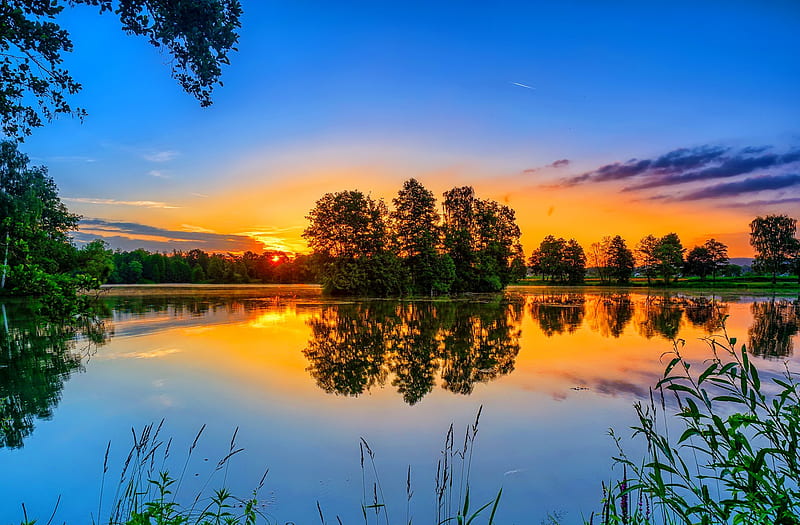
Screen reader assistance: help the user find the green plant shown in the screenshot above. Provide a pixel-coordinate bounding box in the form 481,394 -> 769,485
596,327 -> 800,524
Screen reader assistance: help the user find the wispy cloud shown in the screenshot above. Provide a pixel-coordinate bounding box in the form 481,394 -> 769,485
653,174 -> 800,201
524,159 -> 570,174
726,196 -> 800,208
191,192 -> 209,198
148,170 -> 169,179
74,218 -> 267,253
181,224 -> 217,234
510,81 -> 535,90
143,150 -> 179,162
64,197 -> 180,209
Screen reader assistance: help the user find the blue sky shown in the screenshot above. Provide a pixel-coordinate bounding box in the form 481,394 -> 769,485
19,0 -> 800,255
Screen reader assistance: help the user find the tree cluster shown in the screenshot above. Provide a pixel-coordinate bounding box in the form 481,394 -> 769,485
528,235 -> 586,284
108,249 -> 317,285
302,179 -> 525,296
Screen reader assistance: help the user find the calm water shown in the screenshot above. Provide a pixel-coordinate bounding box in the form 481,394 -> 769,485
1,286 -> 798,524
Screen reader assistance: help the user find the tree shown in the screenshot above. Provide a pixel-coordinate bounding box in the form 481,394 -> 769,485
655,233 -> 684,285
303,190 -> 406,295
441,186 -> 524,292
304,191 -> 389,259
703,238 -> 729,281
684,246 -> 714,280
589,237 -> 611,283
606,235 -> 635,284
750,215 -> 798,284
636,234 -> 660,285
1,0 -> 242,139
0,141 -> 80,297
390,179 -> 453,294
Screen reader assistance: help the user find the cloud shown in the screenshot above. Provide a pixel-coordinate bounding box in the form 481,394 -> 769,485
524,159 -> 570,173
726,197 -> 800,208
662,173 -> 800,201
511,81 -> 535,89
64,197 -> 180,209
624,149 -> 800,191
552,145 -> 731,187
143,150 -> 179,162
148,170 -> 169,178
74,218 -> 267,253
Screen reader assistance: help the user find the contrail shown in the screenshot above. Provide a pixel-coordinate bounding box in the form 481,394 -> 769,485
511,81 -> 535,89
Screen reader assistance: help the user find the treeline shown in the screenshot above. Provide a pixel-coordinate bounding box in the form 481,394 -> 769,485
108,249 -> 317,284
302,179 -> 526,295
527,215 -> 800,285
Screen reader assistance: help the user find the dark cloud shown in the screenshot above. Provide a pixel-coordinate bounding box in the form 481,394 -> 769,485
74,218 -> 265,252
524,158 -> 570,174
553,145 -> 729,187
677,174 -> 800,201
624,149 -> 800,191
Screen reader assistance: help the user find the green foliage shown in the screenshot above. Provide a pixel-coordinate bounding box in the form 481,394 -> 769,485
0,141 -> 112,311
654,233 -> 684,285
750,215 -> 799,284
528,235 -> 586,284
303,181 -> 523,296
596,331 -> 800,524
606,235 -> 635,284
684,239 -> 729,281
1,0 -> 242,140
636,234 -> 660,285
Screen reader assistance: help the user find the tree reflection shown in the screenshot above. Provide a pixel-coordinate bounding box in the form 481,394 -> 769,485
748,299 -> 799,358
683,297 -> 729,333
0,303 -> 111,448
586,293 -> 634,338
527,294 -> 585,336
635,295 -> 684,340
302,297 -> 523,404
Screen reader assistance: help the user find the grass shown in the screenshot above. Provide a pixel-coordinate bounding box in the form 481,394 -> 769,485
590,325 -> 800,524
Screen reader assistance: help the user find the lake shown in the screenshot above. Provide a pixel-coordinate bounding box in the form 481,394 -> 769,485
1,286 -> 798,524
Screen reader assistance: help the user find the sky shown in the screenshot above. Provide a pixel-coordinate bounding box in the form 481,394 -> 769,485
19,0 -> 800,257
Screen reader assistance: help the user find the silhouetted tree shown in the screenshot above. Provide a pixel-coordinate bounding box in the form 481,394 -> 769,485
655,233 -> 684,285
636,234 -> 660,285
606,235 -> 635,284
750,215 -> 798,284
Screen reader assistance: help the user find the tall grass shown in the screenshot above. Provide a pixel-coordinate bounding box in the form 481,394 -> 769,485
594,326 -> 800,524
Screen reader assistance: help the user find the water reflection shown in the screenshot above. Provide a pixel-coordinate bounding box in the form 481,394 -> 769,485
527,294 -> 585,336
748,299 -> 800,358
0,303 -> 112,448
304,297 -> 524,404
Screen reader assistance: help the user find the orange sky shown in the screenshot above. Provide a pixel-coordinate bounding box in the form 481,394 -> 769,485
81,157 -> 758,257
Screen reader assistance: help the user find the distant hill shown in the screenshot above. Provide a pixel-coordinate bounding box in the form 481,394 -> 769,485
730,257 -> 754,266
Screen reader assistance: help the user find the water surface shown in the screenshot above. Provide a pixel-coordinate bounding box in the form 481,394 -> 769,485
1,286 -> 798,523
